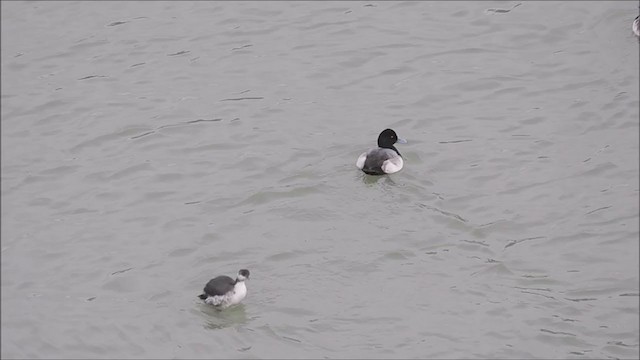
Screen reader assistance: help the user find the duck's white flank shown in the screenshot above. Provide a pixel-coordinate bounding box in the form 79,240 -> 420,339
381,156 -> 404,174
204,281 -> 247,308
356,152 -> 367,169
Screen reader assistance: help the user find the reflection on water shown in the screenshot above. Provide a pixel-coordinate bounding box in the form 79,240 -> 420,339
361,173 -> 398,186
198,304 -> 249,330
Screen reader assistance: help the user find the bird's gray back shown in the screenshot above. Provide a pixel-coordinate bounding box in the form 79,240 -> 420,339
363,148 -> 398,173
203,275 -> 235,296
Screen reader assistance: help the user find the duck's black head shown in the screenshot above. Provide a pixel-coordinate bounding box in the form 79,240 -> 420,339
377,128 -> 406,156
377,129 -> 398,148
237,269 -> 250,281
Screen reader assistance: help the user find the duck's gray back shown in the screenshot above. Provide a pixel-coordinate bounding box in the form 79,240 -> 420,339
203,275 -> 235,296
363,148 -> 398,175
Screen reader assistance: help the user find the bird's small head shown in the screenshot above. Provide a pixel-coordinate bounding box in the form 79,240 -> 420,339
377,128 -> 407,149
237,269 -> 250,281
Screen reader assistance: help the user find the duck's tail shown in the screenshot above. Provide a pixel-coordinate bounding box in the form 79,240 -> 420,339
198,293 -> 207,300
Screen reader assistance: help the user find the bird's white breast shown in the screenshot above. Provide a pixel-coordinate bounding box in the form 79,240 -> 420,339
229,281 -> 247,305
204,281 -> 248,308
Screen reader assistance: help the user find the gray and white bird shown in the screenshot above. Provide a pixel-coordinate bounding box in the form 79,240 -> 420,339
198,269 -> 250,308
633,15 -> 639,37
356,128 -> 407,175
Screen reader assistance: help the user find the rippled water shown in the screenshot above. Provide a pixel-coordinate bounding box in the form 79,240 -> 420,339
2,1 -> 638,359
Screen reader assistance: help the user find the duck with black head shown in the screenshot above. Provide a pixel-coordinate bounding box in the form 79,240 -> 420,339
198,269 -> 250,309
356,128 -> 407,175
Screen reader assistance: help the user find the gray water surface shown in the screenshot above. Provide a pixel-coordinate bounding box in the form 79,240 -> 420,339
2,1 -> 639,359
